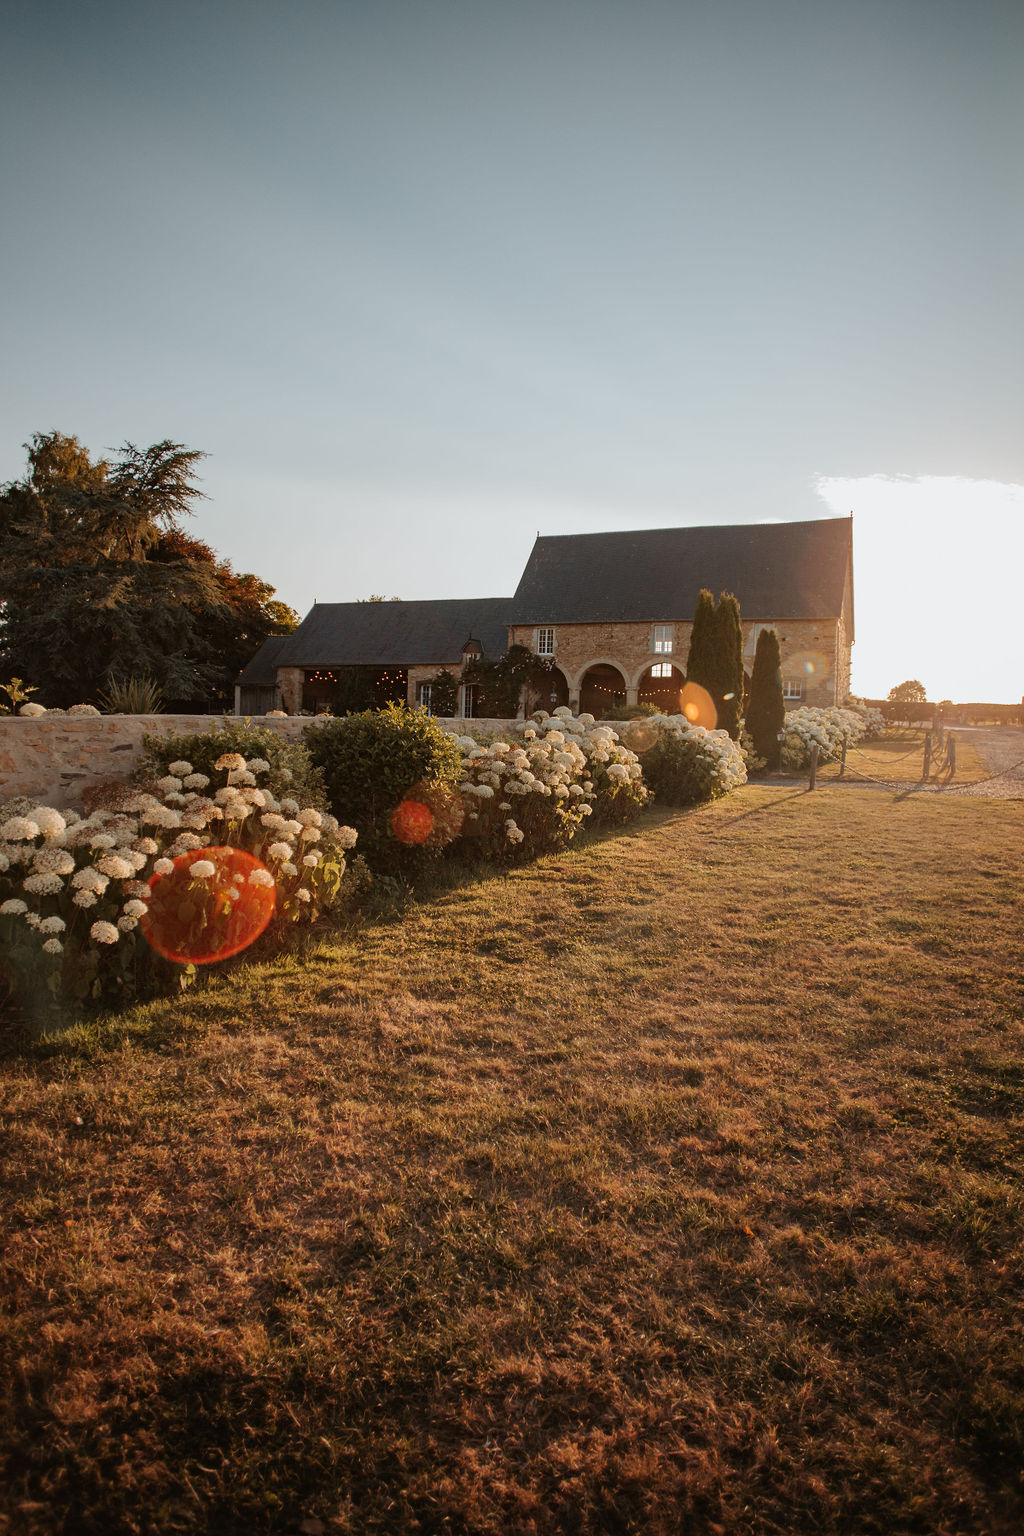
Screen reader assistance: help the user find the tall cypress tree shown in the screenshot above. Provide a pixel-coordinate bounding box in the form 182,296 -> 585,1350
745,625 -> 785,767
686,589 -> 717,692
712,592 -> 744,739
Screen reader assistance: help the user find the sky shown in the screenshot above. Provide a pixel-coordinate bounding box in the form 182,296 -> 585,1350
2,0 -> 1022,702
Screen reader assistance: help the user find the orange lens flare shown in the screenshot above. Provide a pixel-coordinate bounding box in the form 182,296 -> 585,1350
390,798 -> 434,845
140,846 -> 276,964
678,681 -> 718,729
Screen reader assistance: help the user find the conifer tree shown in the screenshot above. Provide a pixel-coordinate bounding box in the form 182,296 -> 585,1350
686,589 -> 717,692
712,592 -> 744,739
745,626 -> 785,767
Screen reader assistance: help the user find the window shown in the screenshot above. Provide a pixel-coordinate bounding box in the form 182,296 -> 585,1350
783,681 -> 803,700
461,683 -> 478,717
535,627 -> 555,656
650,662 -> 673,678
417,682 -> 433,710
652,624 -> 673,654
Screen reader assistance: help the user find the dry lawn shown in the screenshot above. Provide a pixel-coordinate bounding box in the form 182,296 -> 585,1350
816,727 -> 987,786
2,786 -> 1023,1535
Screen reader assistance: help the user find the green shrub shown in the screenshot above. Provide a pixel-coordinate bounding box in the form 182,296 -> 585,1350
136,720 -> 325,809
599,702 -> 660,721
642,724 -> 747,805
304,704 -> 462,874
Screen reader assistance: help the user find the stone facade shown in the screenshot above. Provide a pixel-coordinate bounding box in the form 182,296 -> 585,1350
512,615 -> 847,710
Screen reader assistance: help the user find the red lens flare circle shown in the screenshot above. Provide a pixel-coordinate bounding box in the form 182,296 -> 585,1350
390,799 -> 435,845
139,846 -> 276,965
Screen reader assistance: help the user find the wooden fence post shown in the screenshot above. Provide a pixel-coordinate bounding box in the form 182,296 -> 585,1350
923,732 -> 932,780
947,733 -> 956,780
839,739 -> 847,778
809,742 -> 818,790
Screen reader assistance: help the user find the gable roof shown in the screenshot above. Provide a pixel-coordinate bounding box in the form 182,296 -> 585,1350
242,598 -> 513,678
509,517 -> 853,626
235,634 -> 294,688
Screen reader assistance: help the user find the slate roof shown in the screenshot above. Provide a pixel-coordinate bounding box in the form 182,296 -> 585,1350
235,634 -> 295,688
236,598 -> 513,682
509,517 -> 853,629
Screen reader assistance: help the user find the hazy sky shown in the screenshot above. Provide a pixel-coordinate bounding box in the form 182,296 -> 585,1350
2,0 -> 1022,700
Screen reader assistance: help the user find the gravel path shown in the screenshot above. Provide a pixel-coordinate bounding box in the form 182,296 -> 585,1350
943,726 -> 1024,799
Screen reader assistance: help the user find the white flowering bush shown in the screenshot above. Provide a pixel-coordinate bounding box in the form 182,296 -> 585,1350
780,705 -> 875,771
453,709 -> 648,860
640,716 -> 748,804
844,698 -> 886,737
0,753 -> 356,1019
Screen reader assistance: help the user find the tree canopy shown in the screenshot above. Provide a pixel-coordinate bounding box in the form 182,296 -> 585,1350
888,679 -> 927,703
0,431 -> 297,707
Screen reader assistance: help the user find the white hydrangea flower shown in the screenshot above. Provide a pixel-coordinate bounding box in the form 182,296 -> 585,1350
72,867 -> 109,894
95,855 -> 135,880
23,872 -> 64,895
1,817 -> 40,841
90,920 -> 119,944
302,853 -> 320,867
142,805 -> 181,828
18,702 -> 46,717
33,846 -> 75,875
153,858 -> 175,875
268,842 -> 294,862
72,889 -> 99,908
336,827 -> 358,849
248,868 -> 275,887
182,773 -> 210,790
295,888 -> 311,902
42,937 -> 64,955
117,916 -> 138,932
29,807 -> 67,838
281,862 -> 298,877
122,900 -> 148,919
297,807 -> 322,828
157,776 -> 183,794
245,758 -> 271,774
280,797 -> 299,815
190,860 -> 216,879
1,898 -> 29,916
214,753 -> 246,772
39,916 -> 66,934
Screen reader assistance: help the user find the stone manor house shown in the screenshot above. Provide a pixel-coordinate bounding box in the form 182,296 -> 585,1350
236,516 -> 854,721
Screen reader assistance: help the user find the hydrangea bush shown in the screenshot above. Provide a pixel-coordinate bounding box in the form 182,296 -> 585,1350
0,753 -> 356,1018
780,705 -> 878,771
137,720 -> 325,811
639,716 -> 748,804
453,708 -> 648,861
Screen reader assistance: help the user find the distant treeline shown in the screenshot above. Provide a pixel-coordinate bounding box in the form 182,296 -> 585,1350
863,700 -> 1024,726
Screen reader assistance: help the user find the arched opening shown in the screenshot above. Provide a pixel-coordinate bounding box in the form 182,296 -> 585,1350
580,663 -> 627,718
526,666 -> 569,715
638,662 -> 685,715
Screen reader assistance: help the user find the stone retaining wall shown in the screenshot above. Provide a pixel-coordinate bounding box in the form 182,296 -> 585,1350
0,715 -> 518,809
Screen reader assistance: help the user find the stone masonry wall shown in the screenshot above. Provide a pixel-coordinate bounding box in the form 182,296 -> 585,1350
0,715 -> 516,810
511,618 -> 847,707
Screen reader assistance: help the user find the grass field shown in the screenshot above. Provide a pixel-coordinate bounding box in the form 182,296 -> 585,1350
815,727 -> 987,786
2,786 -> 1023,1535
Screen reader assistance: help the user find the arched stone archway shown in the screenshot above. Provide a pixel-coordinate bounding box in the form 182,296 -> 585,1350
638,662 -> 685,715
580,662 -> 627,718
525,666 -> 569,715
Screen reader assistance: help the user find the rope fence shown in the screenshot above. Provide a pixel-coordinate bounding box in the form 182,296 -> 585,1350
801,732 -> 1024,795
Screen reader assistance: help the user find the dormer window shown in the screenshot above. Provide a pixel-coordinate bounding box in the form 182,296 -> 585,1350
535,627 -> 555,657
652,624 -> 673,654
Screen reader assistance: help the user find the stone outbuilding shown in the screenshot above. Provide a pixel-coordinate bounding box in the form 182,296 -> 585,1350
236,516 -> 854,718
236,598 -> 512,717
